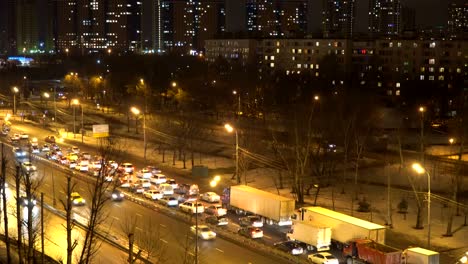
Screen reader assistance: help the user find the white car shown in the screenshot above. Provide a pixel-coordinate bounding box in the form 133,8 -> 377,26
190,225 -> 216,240
75,164 -> 89,172
21,161 -> 37,172
166,178 -> 178,189
91,160 -> 102,170
69,161 -> 77,169
20,132 -> 29,139
150,173 -> 166,185
137,179 -> 151,188
71,146 -> 80,154
41,144 -> 50,152
146,165 -> 162,175
201,192 -> 220,203
308,252 -> 339,264
205,204 -> 227,216
158,196 -> 179,207
179,201 -> 204,214
136,169 -> 153,179
119,163 -> 134,174
158,183 -> 174,195
143,190 -> 163,200
31,146 -> 40,154
108,160 -> 119,169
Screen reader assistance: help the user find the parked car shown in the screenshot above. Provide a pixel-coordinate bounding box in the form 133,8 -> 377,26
239,216 -> 263,228
111,190 -> 124,201
238,227 -> 264,239
190,225 -> 216,240
200,192 -> 220,203
45,135 -> 56,143
136,168 -> 153,179
158,196 -> 179,207
205,204 -> 227,216
70,192 -> 85,206
274,241 -> 304,255
143,190 -> 163,200
179,201 -> 204,214
307,252 -> 339,264
150,173 -> 166,185
205,215 -> 228,226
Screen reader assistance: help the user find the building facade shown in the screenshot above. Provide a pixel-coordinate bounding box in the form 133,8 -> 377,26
322,0 -> 355,38
448,2 -> 468,39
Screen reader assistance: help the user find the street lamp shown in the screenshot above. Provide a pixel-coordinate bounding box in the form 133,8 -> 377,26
224,124 -> 239,184
72,99 -> 80,139
12,86 -> 19,115
210,175 -> 221,188
412,163 -> 431,248
43,92 -> 50,105
419,106 -> 425,163
131,107 -> 147,162
233,90 -> 241,118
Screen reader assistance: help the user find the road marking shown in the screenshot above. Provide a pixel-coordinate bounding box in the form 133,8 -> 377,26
136,213 -> 142,217
263,235 -> 272,239
215,248 -> 224,253
160,239 -> 168,244
160,224 -> 167,228
114,203 -> 121,208
136,227 -> 142,231
112,216 -> 120,221
44,183 -> 49,187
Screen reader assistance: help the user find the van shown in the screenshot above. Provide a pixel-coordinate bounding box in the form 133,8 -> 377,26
158,183 -> 174,195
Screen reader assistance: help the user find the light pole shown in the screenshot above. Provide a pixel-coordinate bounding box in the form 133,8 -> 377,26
225,124 -> 240,184
43,92 -> 50,106
53,86 -> 57,133
72,99 -> 79,138
131,107 -> 147,162
419,106 -> 425,163
412,163 -> 431,248
233,90 -> 241,118
13,86 -> 19,115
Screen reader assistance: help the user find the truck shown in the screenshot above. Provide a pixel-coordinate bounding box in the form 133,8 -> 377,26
286,221 -> 332,251
342,239 -> 402,264
296,206 -> 386,245
404,247 -> 439,264
222,185 -> 295,226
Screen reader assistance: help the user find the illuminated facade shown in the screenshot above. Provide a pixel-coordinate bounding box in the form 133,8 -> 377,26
448,2 -> 468,39
245,0 -> 307,37
54,0 -> 142,53
153,0 -> 225,53
322,0 -> 355,38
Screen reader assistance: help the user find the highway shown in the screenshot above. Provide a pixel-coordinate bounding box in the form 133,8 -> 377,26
2,123 -> 292,264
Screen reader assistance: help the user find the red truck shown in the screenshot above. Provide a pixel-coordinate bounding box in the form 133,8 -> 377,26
342,239 -> 402,264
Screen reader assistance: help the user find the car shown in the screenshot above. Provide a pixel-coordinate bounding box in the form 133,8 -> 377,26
137,178 -> 151,188
158,183 -> 174,195
46,151 -> 59,161
51,143 -> 61,151
20,132 -> 29,139
274,241 -> 304,255
176,183 -> 199,195
136,168 -> 153,179
239,216 -> 263,228
11,134 -> 20,141
129,184 -> 145,194
111,190 -> 124,201
119,163 -> 134,174
45,135 -> 56,143
29,137 -> 38,146
307,252 -> 339,264
205,215 -> 229,226
238,227 -> 264,239
190,225 -> 216,240
70,192 -> 85,206
119,179 -> 132,188
146,165 -> 162,175
91,160 -> 103,170
71,146 -> 80,154
81,152 -> 92,160
69,160 -> 77,169
158,196 -> 179,207
179,201 -> 204,214
31,145 -> 40,154
143,189 -> 163,200
59,156 -> 69,165
21,161 -> 37,172
104,173 -> 114,182
107,160 -> 119,169
75,164 -> 89,172
150,173 -> 166,185
67,153 -> 79,161
205,204 -> 227,216
166,178 -> 178,189
12,147 -> 26,158
201,192 -> 220,203
41,144 -> 50,152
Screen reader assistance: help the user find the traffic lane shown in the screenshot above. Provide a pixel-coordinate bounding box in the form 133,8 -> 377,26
107,198 -> 290,264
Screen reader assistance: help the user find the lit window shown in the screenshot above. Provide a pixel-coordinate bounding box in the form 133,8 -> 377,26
270,56 -> 275,60
276,41 -> 280,47
397,42 -> 402,47
292,49 -> 296,54
292,56 -> 296,61
389,42 -> 393,47
276,48 -> 280,53
264,55 -> 268,60
420,75 -> 425,80
304,64 -> 308,69
429,59 -> 435,64
413,43 -> 418,48
286,70 -> 290,75
387,90 -> 393,95
297,64 -> 301,69
270,62 -> 275,68
439,67 -> 444,72
310,64 -> 314,69
429,76 -> 434,80
420,67 -> 425,72
298,49 -> 302,54
315,42 -> 320,47
429,67 -> 434,72
457,68 -> 461,73
315,72 -> 319,77
316,64 -> 319,69
430,42 -> 436,48
378,82 -> 382,87
438,76 -> 444,81
396,90 -> 400,96
396,82 -> 400,88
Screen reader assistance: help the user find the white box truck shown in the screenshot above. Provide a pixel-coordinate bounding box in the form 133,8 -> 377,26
404,247 -> 439,264
224,185 -> 295,226
286,221 -> 332,251
297,206 -> 386,245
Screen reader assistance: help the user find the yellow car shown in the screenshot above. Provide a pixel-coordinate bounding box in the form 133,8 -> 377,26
70,192 -> 85,206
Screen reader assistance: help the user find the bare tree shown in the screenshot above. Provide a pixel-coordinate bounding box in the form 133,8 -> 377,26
1,144 -> 11,263
60,175 -> 78,264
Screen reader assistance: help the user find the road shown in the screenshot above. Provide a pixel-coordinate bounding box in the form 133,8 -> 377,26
2,125 -> 292,264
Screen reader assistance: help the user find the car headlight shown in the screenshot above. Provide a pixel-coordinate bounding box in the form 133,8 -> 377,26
201,233 -> 209,239
112,194 -> 117,198
73,200 -> 78,204
120,193 -> 124,197
82,199 -> 85,203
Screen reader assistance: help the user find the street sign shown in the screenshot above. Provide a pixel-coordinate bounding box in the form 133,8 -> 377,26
92,124 -> 109,138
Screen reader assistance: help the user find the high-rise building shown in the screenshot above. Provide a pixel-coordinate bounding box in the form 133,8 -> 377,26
368,0 -> 401,38
54,0 -> 142,54
245,0 -> 307,37
153,0 -> 225,53
322,0 -> 355,38
448,2 -> 468,38
16,0 -> 39,54
401,6 -> 416,33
